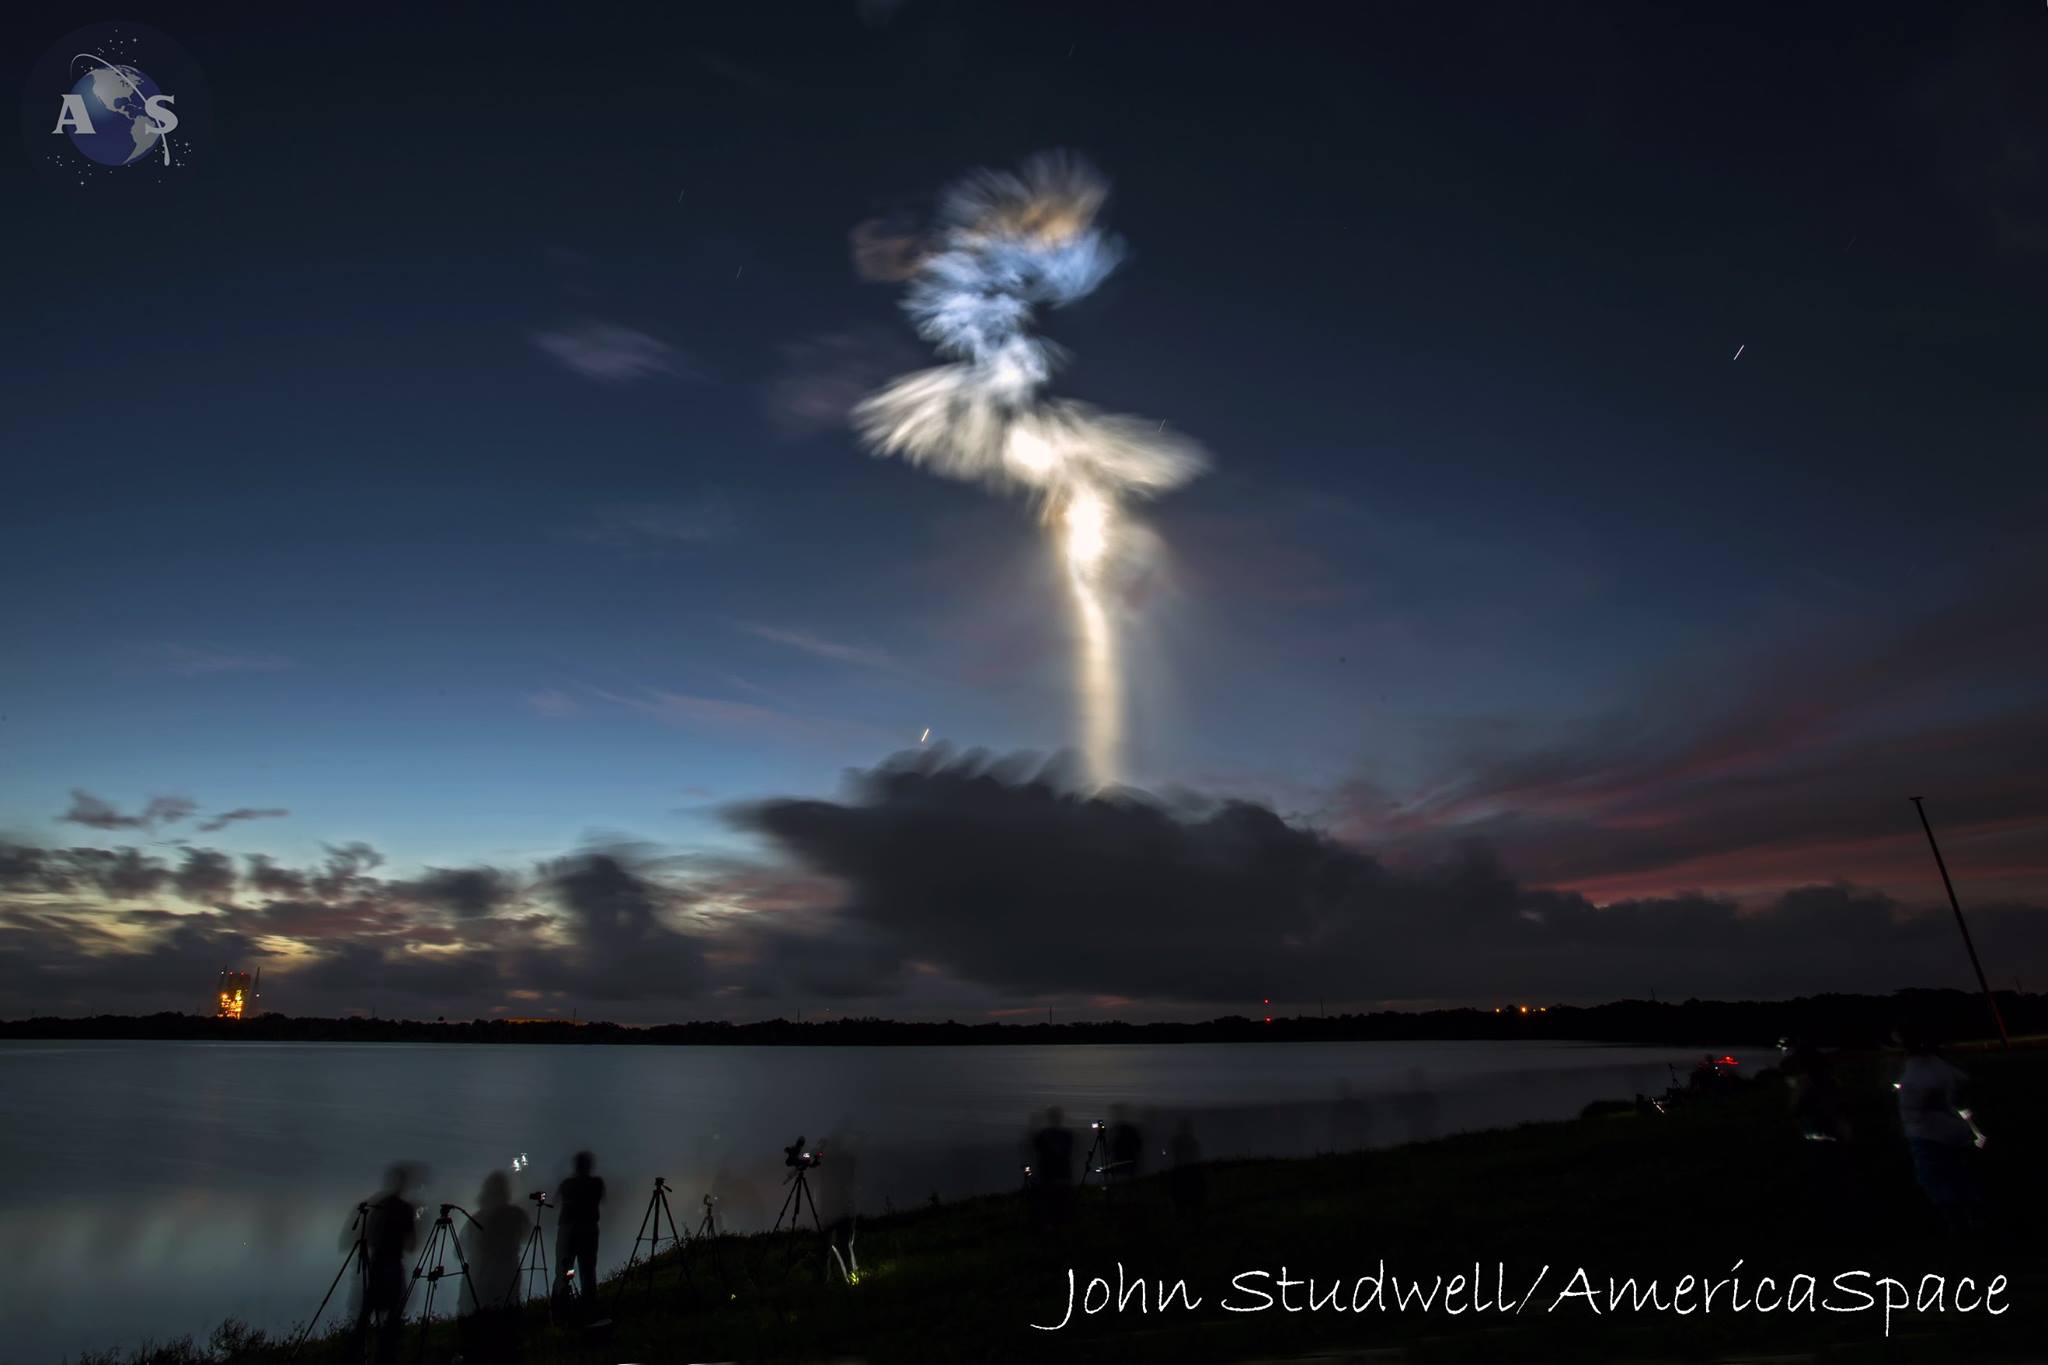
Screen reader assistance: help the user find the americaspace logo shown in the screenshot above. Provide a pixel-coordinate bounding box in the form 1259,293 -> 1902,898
22,22 -> 210,183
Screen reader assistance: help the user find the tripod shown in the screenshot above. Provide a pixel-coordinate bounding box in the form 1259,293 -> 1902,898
401,1204 -> 478,1360
1079,1123 -> 1113,1187
695,1193 -> 719,1242
774,1164 -> 823,1234
507,1193 -> 553,1314
619,1177 -> 684,1298
675,1193 -> 731,1301
288,1201 -> 370,1362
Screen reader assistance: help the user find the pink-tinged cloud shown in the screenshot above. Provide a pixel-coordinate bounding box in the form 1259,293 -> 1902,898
1336,556 -> 2048,908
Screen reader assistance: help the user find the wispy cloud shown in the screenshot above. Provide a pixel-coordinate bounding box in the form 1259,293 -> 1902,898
761,329 -> 919,438
196,807 -> 290,834
59,790 -> 196,831
740,623 -> 899,673
588,686 -> 805,735
155,644 -> 293,676
577,498 -> 735,550
530,321 -> 691,384
524,689 -> 583,718
58,792 -> 288,837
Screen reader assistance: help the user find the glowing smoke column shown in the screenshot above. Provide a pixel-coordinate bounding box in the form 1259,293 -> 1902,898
855,154 -> 1207,786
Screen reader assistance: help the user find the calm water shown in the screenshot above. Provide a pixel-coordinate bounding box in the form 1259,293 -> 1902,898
0,1039 -> 1736,1362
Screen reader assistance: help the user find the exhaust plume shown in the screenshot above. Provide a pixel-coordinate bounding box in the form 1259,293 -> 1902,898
854,153 -> 1208,787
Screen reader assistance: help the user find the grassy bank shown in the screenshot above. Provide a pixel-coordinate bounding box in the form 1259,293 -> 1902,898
84,1044 -> 2047,1364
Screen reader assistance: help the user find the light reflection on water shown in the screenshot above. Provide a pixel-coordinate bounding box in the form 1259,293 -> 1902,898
0,1038 -> 1729,1362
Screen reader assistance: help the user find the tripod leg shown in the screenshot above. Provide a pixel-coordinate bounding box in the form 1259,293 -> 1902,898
444,1219 -> 478,1318
661,1189 -> 683,1254
639,1193 -> 658,1294
402,1211 -> 472,1364
535,1224 -> 551,1318
774,1177 -> 799,1233
615,1188 -> 655,1311
631,1193 -> 656,1262
401,1220 -> 437,1318
289,1239 -> 361,1362
509,1221 -> 553,1325
409,1220 -> 446,1365
625,1186 -> 660,1303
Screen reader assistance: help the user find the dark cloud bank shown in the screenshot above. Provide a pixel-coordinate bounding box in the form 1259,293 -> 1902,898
4,750 -> 2045,1021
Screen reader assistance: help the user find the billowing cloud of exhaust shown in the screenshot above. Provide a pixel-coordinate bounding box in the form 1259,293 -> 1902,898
854,154 -> 1208,786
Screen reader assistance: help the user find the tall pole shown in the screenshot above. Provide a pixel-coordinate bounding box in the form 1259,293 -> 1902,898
1911,797 -> 2010,1050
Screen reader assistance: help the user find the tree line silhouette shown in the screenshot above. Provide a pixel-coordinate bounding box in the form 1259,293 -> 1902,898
2,987 -> 2037,1047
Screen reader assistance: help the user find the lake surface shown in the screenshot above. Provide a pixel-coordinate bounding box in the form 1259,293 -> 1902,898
0,1038 -> 1739,1362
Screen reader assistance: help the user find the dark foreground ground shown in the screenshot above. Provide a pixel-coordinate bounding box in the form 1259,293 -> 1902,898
82,1043 -> 2047,1365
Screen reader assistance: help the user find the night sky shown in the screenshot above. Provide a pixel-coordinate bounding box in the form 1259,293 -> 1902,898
3,1 -> 2043,1021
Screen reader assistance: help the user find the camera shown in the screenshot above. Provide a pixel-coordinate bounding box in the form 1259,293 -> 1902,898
1090,1120 -> 1106,1131
784,1136 -> 822,1169
528,1191 -> 549,1206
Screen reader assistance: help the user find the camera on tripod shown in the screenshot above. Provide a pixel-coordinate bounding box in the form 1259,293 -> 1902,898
775,1138 -> 822,1234
527,1190 -> 549,1206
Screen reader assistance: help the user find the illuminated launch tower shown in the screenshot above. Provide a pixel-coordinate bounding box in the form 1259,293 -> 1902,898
215,968 -> 258,1020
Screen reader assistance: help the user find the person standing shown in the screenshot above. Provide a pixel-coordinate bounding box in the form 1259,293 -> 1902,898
460,1169 -> 529,1360
1030,1108 -> 1075,1228
353,1164 -> 420,1365
1894,1024 -> 1987,1235
552,1151 -> 605,1314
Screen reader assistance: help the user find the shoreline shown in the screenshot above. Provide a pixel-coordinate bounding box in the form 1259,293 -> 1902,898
55,1042 -> 2048,1364
5,986 -> 2039,1048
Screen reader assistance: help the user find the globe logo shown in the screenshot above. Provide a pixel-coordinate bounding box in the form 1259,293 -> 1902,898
55,55 -> 179,166
22,22 -> 207,187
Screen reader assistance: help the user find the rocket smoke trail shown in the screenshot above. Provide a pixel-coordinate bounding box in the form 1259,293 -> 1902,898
855,154 -> 1208,787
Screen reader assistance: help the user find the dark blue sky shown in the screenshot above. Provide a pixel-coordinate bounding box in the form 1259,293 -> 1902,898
3,1 -> 2043,1018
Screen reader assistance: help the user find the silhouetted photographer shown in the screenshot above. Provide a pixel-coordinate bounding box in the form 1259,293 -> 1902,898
459,1169 -> 528,1362
354,1164 -> 420,1365
1030,1108 -> 1076,1228
551,1151 -> 605,1317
